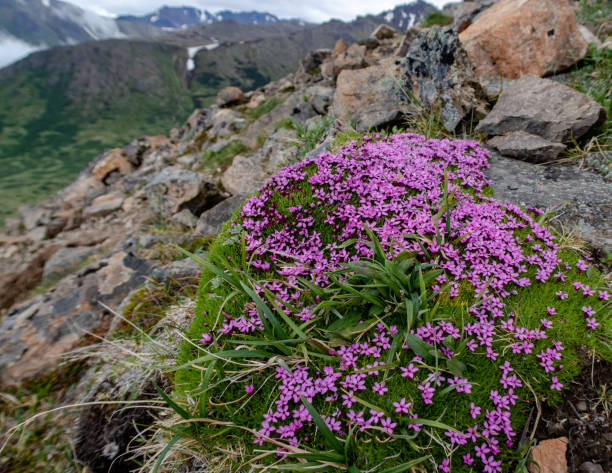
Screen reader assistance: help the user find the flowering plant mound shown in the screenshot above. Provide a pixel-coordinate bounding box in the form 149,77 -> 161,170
176,133 -> 610,472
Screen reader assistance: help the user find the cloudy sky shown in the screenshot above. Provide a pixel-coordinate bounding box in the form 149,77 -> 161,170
68,0 -> 449,23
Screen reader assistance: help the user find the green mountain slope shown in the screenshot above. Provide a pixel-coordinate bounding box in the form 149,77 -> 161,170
0,40 -> 194,224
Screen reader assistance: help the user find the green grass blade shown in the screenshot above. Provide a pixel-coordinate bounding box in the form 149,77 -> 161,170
377,455 -> 431,473
300,395 -> 345,455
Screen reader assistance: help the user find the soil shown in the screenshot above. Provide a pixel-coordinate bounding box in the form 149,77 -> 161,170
535,354 -> 612,472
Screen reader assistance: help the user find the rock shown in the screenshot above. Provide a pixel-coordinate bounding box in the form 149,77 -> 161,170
91,149 -> 134,183
299,48 -> 331,75
579,462 -> 604,473
577,25 -> 602,48
304,85 -> 335,115
145,167 -> 223,219
332,38 -> 348,56
402,26 -> 489,132
209,108 -> 246,139
196,194 -> 246,238
358,37 -> 380,50
222,155 -> 269,196
372,24 -> 396,40
395,28 -> 420,57
151,258 -> 202,284
0,244 -> 61,312
528,437 -> 568,473
27,226 -> 48,242
488,131 -> 566,162
370,23 -> 396,40
487,151 -> 612,250
322,43 -> 369,79
43,246 -> 98,281
475,75 -> 607,144
170,208 -> 198,228
0,250 -> 151,386
443,1 -> 492,33
333,58 -> 413,132
216,86 -> 245,107
459,0 -> 587,78
84,192 -> 124,217
20,205 -> 51,231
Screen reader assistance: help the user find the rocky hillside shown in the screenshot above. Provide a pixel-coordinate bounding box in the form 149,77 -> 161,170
0,2 -> 436,228
0,0 -> 610,472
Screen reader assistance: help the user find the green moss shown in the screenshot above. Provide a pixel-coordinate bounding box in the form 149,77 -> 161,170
419,11 -> 453,28
200,140 -> 249,172
245,96 -> 284,121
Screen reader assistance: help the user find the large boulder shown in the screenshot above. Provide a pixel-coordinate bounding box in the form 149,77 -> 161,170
476,75 -> 606,148
333,58 -> 414,132
402,26 -> 489,132
459,0 -> 587,78
145,167 -> 224,219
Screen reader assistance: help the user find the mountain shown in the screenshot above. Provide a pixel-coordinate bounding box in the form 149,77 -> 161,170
0,0 -> 291,69
117,6 -> 283,29
0,1 -> 437,224
0,0 -> 128,68
0,39 -> 194,223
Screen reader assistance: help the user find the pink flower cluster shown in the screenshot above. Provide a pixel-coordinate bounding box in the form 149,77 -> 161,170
197,133 -> 606,471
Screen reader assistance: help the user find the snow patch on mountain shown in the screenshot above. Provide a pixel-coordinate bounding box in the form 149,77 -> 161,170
0,33 -> 44,68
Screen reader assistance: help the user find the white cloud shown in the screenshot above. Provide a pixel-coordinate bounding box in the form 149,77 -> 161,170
68,0 -> 449,23
0,34 -> 44,69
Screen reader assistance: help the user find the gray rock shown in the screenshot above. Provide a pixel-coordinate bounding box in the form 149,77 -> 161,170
487,151 -> 612,250
151,257 -> 202,283
43,246 -> 98,281
145,166 -> 223,219
196,195 -> 245,238
20,205 -> 51,231
138,234 -> 157,249
488,131 -> 566,163
475,75 -> 607,143
170,209 -> 198,228
402,26 -> 489,132
304,86 -> 335,115
579,462 -> 604,473
221,155 -> 268,196
84,192 -> 124,217
371,24 -> 396,40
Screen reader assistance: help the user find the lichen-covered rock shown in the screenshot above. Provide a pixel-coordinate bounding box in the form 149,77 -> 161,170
459,0 -> 587,78
476,75 -> 607,144
402,26 -> 489,132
